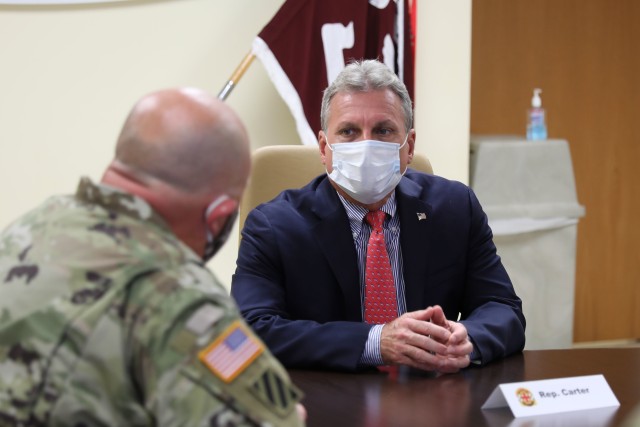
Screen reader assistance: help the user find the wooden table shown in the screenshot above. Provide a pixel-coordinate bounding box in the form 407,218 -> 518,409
290,348 -> 640,427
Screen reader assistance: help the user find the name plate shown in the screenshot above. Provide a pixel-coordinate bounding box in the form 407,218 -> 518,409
481,375 -> 619,418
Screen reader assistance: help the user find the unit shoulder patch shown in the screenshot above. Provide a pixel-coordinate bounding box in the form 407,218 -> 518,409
249,367 -> 303,417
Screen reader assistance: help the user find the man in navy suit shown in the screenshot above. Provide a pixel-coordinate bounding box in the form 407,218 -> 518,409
231,60 -> 525,373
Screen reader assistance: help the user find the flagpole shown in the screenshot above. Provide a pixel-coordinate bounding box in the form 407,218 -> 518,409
218,52 -> 256,100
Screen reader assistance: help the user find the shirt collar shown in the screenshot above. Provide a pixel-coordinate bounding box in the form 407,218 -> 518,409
337,192 -> 397,237
75,177 -> 170,231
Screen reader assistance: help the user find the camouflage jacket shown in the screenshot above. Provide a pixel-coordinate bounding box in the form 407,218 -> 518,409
0,178 -> 303,427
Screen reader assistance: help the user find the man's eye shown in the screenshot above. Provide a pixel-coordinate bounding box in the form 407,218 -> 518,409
339,129 -> 355,136
376,129 -> 393,136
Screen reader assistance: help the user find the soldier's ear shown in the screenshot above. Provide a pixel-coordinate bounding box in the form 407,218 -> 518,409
205,195 -> 237,234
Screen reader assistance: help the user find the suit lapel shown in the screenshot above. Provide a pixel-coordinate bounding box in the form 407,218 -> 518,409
396,178 -> 433,312
311,179 -> 362,321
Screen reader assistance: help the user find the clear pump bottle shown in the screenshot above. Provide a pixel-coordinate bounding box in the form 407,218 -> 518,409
526,88 -> 547,140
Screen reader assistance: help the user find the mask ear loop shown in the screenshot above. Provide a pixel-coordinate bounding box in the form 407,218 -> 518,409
399,133 -> 410,175
325,139 -> 335,152
205,195 -> 237,232
202,195 -> 238,261
323,138 -> 335,177
399,133 -> 409,150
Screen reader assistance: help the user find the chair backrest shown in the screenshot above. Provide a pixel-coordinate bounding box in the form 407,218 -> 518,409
238,144 -> 433,233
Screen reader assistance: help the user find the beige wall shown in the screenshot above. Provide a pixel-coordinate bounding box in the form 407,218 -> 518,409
0,0 -> 471,289
415,0 -> 471,184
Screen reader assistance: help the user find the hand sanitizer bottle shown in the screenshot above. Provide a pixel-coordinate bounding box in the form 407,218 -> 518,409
526,88 -> 547,140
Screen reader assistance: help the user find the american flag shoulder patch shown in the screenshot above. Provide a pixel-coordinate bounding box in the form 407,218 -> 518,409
198,321 -> 264,383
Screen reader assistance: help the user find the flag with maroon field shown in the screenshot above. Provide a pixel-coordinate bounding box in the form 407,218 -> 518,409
253,0 -> 415,146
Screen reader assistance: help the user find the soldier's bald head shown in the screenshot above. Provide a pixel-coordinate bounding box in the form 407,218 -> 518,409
114,88 -> 250,196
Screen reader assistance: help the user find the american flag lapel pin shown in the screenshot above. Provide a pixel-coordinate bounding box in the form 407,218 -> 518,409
417,212 -> 427,221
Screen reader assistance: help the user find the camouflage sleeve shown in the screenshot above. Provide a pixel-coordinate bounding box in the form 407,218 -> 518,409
126,264 -> 305,427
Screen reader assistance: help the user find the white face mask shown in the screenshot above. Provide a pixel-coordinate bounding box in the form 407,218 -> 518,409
326,136 -> 408,205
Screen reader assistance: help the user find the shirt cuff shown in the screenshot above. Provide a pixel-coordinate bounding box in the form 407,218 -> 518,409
359,324 -> 385,366
468,335 -> 482,365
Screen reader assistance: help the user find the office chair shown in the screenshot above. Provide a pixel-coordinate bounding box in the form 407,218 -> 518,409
238,144 -> 433,233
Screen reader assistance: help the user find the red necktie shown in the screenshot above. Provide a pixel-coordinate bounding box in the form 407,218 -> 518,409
364,210 -> 398,324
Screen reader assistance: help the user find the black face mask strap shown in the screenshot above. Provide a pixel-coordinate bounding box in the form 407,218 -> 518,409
203,209 -> 238,262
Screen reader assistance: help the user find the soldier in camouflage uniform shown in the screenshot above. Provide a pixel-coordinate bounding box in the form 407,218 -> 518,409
0,88 -> 305,426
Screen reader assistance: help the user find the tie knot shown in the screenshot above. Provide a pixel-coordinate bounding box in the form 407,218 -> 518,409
365,210 -> 386,232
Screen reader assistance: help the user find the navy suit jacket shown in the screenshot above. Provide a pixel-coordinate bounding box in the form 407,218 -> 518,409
231,170 -> 525,371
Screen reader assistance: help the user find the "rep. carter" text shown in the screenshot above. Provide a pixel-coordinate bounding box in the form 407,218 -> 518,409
539,388 -> 590,399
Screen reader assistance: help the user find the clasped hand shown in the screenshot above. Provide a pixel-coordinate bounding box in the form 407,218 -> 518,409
380,305 -> 473,373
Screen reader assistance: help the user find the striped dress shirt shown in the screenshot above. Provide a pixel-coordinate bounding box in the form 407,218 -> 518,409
337,193 -> 407,366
